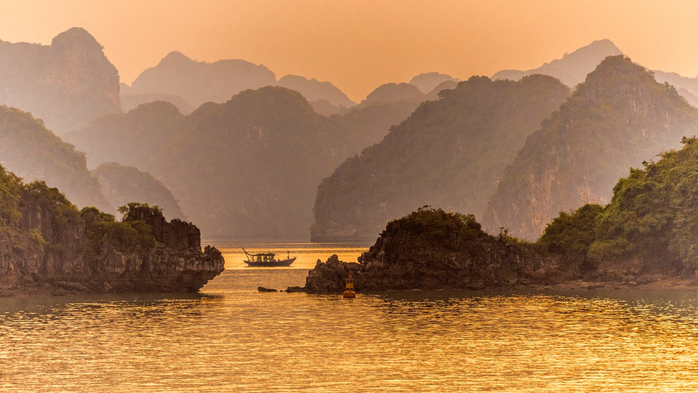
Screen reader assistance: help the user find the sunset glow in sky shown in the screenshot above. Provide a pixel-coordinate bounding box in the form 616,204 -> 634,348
2,0 -> 698,101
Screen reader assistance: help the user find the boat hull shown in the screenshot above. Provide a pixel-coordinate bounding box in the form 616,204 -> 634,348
244,257 -> 296,267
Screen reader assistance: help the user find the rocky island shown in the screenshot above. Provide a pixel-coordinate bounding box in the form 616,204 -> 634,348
300,136 -> 698,293
0,165 -> 224,295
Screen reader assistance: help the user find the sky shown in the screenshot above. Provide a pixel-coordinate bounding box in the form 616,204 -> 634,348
2,0 -> 698,102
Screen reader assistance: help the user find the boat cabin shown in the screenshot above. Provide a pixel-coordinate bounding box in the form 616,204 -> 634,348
248,252 -> 276,263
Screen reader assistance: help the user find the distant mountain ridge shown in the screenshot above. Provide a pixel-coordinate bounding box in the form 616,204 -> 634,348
311,75 -> 570,241
130,51 -> 277,108
0,27 -> 121,134
483,56 -> 698,240
277,75 -> 356,108
409,72 -> 460,94
493,39 -> 623,87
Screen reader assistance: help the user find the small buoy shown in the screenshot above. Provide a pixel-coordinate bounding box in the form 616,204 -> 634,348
343,271 -> 356,299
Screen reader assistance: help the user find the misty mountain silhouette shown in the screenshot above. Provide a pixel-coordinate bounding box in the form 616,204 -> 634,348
93,162 -> 186,221
311,75 -> 569,241
493,39 -> 623,87
277,75 -> 356,108
121,92 -> 194,115
144,86 -> 348,237
0,27 -> 121,134
409,72 -> 460,94
130,51 -> 277,108
0,105 -> 111,211
484,56 -> 698,240
65,101 -> 185,169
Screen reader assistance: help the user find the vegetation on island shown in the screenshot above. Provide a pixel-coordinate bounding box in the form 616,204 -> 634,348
0,105 -> 111,212
484,55 -> 698,241
538,136 -> 698,272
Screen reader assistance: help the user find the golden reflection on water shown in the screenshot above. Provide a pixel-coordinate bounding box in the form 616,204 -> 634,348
2,246 -> 698,391
205,238 -> 369,269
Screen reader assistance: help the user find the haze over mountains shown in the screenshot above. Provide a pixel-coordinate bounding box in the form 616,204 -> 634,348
6,26 -> 698,242
311,75 -> 570,241
0,28 -> 121,134
484,56 -> 698,240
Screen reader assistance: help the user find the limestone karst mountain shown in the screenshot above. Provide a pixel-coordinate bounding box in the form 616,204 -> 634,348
64,101 -> 185,169
493,39 -> 623,87
130,51 -> 277,108
120,92 -> 194,115
93,162 -> 186,221
310,75 -> 570,241
144,86 -> 348,237
361,82 -> 425,105
483,56 -> 698,241
425,80 -> 460,101
0,105 -> 111,212
0,27 -> 121,134
0,171 -> 224,294
409,72 -> 460,94
277,75 -> 356,108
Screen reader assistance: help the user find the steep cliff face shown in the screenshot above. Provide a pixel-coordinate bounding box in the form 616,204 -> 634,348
483,56 -> 698,241
0,27 -> 121,134
131,51 -> 277,108
0,105 -> 111,212
0,167 -> 223,294
92,162 -> 187,221
311,75 -> 569,241
303,208 -> 561,293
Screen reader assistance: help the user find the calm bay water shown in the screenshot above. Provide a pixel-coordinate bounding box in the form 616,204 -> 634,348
2,241 -> 698,391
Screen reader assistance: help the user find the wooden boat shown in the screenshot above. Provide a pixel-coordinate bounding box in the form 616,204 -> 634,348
242,248 -> 296,267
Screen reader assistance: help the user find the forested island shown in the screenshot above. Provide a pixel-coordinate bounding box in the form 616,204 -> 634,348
300,137 -> 698,293
0,165 -> 224,295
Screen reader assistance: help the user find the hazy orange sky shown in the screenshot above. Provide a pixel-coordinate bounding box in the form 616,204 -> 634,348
2,0 -> 698,102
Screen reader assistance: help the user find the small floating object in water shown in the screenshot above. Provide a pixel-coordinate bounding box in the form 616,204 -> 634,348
243,248 -> 296,267
343,271 -> 356,299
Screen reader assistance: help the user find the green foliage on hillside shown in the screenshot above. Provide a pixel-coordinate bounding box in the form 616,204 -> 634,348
81,206 -> 156,257
312,74 -> 570,241
485,55 -> 698,241
0,105 -> 111,211
0,162 -> 158,261
382,206 -> 483,250
537,137 -> 698,270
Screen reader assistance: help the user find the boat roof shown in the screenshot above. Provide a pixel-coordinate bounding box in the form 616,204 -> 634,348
247,252 -> 276,256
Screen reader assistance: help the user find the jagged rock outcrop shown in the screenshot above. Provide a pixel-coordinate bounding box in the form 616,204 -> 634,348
0,105 -> 111,212
302,208 -> 562,293
0,27 -> 121,134
483,56 -> 698,240
311,75 -> 569,242
130,51 -> 276,108
92,162 -> 187,220
0,167 -> 223,295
